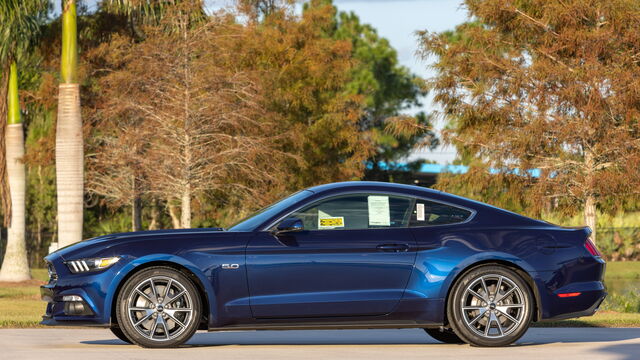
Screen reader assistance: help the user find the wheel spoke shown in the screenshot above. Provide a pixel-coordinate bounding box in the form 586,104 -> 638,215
495,287 -> 516,303
496,308 -> 520,325
163,279 -> 173,300
149,317 -> 159,339
492,312 -> 503,336
468,289 -> 487,302
164,310 -> 186,328
133,311 -> 154,327
149,279 -> 158,300
167,290 -> 187,305
156,316 -> 169,339
135,289 -> 154,303
463,306 -> 484,311
469,308 -> 487,325
480,277 -> 489,299
484,315 -> 491,336
495,276 -> 503,299
130,307 -> 152,312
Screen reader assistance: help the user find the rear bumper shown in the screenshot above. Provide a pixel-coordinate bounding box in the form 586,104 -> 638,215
536,255 -> 608,321
542,289 -> 607,321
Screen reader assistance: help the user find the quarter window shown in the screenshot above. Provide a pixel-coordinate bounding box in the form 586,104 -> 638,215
410,200 -> 472,226
286,194 -> 413,231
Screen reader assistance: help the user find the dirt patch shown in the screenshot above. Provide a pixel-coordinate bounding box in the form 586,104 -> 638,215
0,279 -> 46,287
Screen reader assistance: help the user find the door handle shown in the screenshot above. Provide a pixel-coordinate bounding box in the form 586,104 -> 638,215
376,243 -> 410,252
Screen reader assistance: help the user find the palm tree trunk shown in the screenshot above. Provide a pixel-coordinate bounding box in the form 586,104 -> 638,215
56,0 -> 83,248
0,62 -> 30,281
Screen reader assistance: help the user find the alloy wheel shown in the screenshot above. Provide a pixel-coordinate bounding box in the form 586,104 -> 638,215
126,276 -> 194,341
460,274 -> 526,339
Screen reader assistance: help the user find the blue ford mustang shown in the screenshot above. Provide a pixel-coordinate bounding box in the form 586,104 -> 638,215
41,181 -> 606,347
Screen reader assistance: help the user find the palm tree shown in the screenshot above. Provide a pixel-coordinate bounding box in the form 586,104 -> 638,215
0,0 -> 47,281
56,0 -> 84,248
0,63 -> 30,281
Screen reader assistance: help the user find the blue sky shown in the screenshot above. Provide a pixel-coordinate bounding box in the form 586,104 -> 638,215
63,0 -> 469,163
331,0 -> 468,164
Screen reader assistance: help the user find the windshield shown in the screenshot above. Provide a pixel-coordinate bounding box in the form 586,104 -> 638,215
227,190 -> 314,232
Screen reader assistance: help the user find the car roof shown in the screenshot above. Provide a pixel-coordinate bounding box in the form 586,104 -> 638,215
304,181 -> 548,227
305,181 -> 441,195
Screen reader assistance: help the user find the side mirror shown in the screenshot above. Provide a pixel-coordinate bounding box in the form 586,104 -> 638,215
274,217 -> 304,235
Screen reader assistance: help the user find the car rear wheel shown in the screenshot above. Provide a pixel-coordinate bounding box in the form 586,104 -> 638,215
424,328 -> 464,344
447,265 -> 533,347
116,267 -> 202,348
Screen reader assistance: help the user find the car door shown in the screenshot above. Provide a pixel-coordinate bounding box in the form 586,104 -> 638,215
245,193 -> 418,318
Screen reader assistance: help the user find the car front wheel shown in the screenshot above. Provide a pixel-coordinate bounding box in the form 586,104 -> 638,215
116,266 -> 202,348
447,265 -> 533,347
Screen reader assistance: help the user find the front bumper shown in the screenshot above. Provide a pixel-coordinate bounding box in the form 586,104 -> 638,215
40,255 -> 127,327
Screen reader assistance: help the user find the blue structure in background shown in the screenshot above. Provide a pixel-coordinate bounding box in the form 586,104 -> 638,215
368,162 -> 541,182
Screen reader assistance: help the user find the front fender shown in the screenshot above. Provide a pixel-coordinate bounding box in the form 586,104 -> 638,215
103,254 -> 217,326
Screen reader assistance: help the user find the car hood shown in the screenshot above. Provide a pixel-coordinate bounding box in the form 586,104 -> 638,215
49,228 -> 226,261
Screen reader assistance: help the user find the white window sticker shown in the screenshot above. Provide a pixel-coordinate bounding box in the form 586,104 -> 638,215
318,210 -> 344,229
368,195 -> 390,226
416,203 -> 425,221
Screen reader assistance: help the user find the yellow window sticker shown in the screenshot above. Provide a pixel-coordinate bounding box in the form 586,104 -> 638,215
319,217 -> 345,229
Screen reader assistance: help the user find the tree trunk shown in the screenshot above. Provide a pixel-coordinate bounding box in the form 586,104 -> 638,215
0,70 -> 31,281
56,83 -> 83,248
132,196 -> 142,232
584,194 -> 597,244
180,187 -> 191,229
148,199 -> 159,230
168,204 -> 181,229
56,1 -> 83,248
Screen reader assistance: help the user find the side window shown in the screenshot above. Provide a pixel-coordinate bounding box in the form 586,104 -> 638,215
410,200 -> 472,226
287,194 -> 413,231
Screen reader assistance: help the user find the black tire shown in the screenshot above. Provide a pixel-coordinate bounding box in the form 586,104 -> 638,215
424,328 -> 464,344
110,324 -> 133,344
447,265 -> 533,347
116,266 -> 202,348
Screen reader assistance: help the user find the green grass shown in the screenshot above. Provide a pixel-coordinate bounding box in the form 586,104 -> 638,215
605,261 -> 640,280
534,311 -> 640,328
0,266 -> 639,329
0,269 -> 47,328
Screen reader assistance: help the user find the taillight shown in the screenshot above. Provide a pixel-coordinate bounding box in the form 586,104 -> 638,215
558,292 -> 581,298
585,237 -> 602,257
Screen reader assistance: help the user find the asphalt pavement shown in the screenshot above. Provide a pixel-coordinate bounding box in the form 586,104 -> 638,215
1,327 -> 639,360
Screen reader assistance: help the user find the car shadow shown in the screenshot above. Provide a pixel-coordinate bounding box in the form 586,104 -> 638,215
80,328 -> 640,348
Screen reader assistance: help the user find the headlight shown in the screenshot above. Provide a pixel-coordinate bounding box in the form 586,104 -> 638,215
65,257 -> 120,273
47,262 -> 57,281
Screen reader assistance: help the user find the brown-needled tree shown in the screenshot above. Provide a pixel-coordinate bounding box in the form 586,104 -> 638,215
90,3 -> 292,228
420,0 -> 640,243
